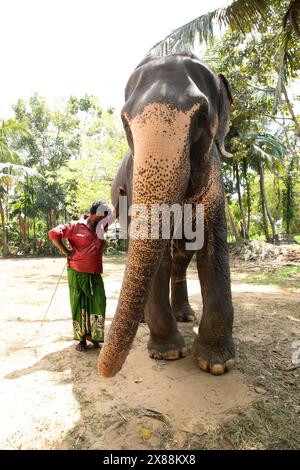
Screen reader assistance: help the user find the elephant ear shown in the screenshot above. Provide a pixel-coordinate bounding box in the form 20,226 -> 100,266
216,74 -> 233,159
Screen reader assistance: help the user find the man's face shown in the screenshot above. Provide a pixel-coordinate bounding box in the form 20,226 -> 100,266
91,214 -> 104,225
91,210 -> 108,225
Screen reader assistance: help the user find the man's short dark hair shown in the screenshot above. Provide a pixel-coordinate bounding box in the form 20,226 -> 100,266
90,200 -> 104,215
90,200 -> 110,216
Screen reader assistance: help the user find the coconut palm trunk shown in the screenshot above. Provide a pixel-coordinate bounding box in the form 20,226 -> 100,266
0,198 -> 9,256
235,162 -> 248,239
258,161 -> 276,241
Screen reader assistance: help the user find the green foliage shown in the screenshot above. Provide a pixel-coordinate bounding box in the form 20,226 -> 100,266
1,1 -> 300,254
0,94 -> 127,255
203,17 -> 299,241
244,265 -> 300,289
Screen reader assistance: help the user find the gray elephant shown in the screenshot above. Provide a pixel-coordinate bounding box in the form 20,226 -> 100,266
98,53 -> 235,377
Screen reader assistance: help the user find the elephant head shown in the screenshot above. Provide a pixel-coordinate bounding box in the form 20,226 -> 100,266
98,53 -> 232,377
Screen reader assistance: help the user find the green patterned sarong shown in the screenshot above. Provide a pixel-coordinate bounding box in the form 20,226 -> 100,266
67,268 -> 106,342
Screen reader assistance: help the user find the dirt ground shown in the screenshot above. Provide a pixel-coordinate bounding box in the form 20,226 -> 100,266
0,252 -> 299,450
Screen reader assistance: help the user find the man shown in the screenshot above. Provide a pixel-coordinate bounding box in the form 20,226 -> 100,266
48,188 -> 125,351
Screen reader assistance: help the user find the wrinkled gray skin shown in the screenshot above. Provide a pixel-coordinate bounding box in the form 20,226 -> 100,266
98,53 -> 235,377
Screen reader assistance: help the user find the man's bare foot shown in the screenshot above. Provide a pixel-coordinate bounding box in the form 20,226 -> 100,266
75,340 -> 87,351
92,341 -> 102,349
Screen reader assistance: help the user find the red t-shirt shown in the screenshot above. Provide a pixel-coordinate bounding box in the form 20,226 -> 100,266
48,215 -> 106,274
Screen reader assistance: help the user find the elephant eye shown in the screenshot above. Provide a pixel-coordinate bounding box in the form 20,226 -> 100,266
197,111 -> 208,126
122,118 -> 134,154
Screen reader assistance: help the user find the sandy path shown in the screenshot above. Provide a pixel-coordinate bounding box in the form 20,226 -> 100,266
0,256 -> 298,449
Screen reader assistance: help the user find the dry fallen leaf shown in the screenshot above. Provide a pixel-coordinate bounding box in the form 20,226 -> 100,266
140,427 -> 151,441
134,377 -> 143,383
255,386 -> 267,395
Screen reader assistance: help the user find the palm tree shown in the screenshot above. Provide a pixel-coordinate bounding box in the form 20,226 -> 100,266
0,119 -> 35,256
247,133 -> 287,241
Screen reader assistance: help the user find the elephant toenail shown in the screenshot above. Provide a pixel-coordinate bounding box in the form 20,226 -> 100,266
198,358 -> 209,371
210,364 -> 225,375
225,359 -> 235,371
180,347 -> 187,358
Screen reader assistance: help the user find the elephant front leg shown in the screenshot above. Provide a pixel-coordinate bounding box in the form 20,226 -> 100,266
145,247 -> 187,360
194,210 -> 235,375
171,240 -> 196,322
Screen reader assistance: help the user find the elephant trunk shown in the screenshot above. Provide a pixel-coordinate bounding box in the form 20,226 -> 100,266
98,103 -> 196,377
98,238 -> 166,377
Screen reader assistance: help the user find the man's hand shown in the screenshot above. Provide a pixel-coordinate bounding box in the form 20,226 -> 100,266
116,187 -> 126,218
51,238 -> 71,258
118,186 -> 126,197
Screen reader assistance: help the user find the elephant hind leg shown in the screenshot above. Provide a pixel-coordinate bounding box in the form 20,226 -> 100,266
171,240 -> 196,322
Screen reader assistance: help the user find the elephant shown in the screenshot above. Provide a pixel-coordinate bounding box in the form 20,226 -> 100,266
98,52 -> 235,377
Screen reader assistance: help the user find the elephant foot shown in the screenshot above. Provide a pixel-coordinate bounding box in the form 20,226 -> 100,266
193,335 -> 235,375
173,302 -> 196,322
148,331 -> 187,360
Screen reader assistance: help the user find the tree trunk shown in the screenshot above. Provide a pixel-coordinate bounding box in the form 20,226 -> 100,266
50,208 -> 57,228
235,163 -> 247,239
0,198 -> 9,256
258,162 -> 276,241
282,83 -> 300,138
283,158 -> 296,235
224,196 -> 241,242
33,218 -> 36,254
242,159 -> 251,237
258,162 -> 270,241
266,202 -> 276,240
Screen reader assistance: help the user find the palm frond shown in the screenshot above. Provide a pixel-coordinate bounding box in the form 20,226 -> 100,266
250,133 -> 287,175
0,162 -> 40,181
149,0 -> 269,56
272,27 -> 300,113
283,0 -> 300,38
256,133 -> 287,155
0,119 -> 31,139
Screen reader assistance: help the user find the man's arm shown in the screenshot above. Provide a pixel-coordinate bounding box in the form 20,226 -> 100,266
50,238 -> 72,258
48,223 -> 73,258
